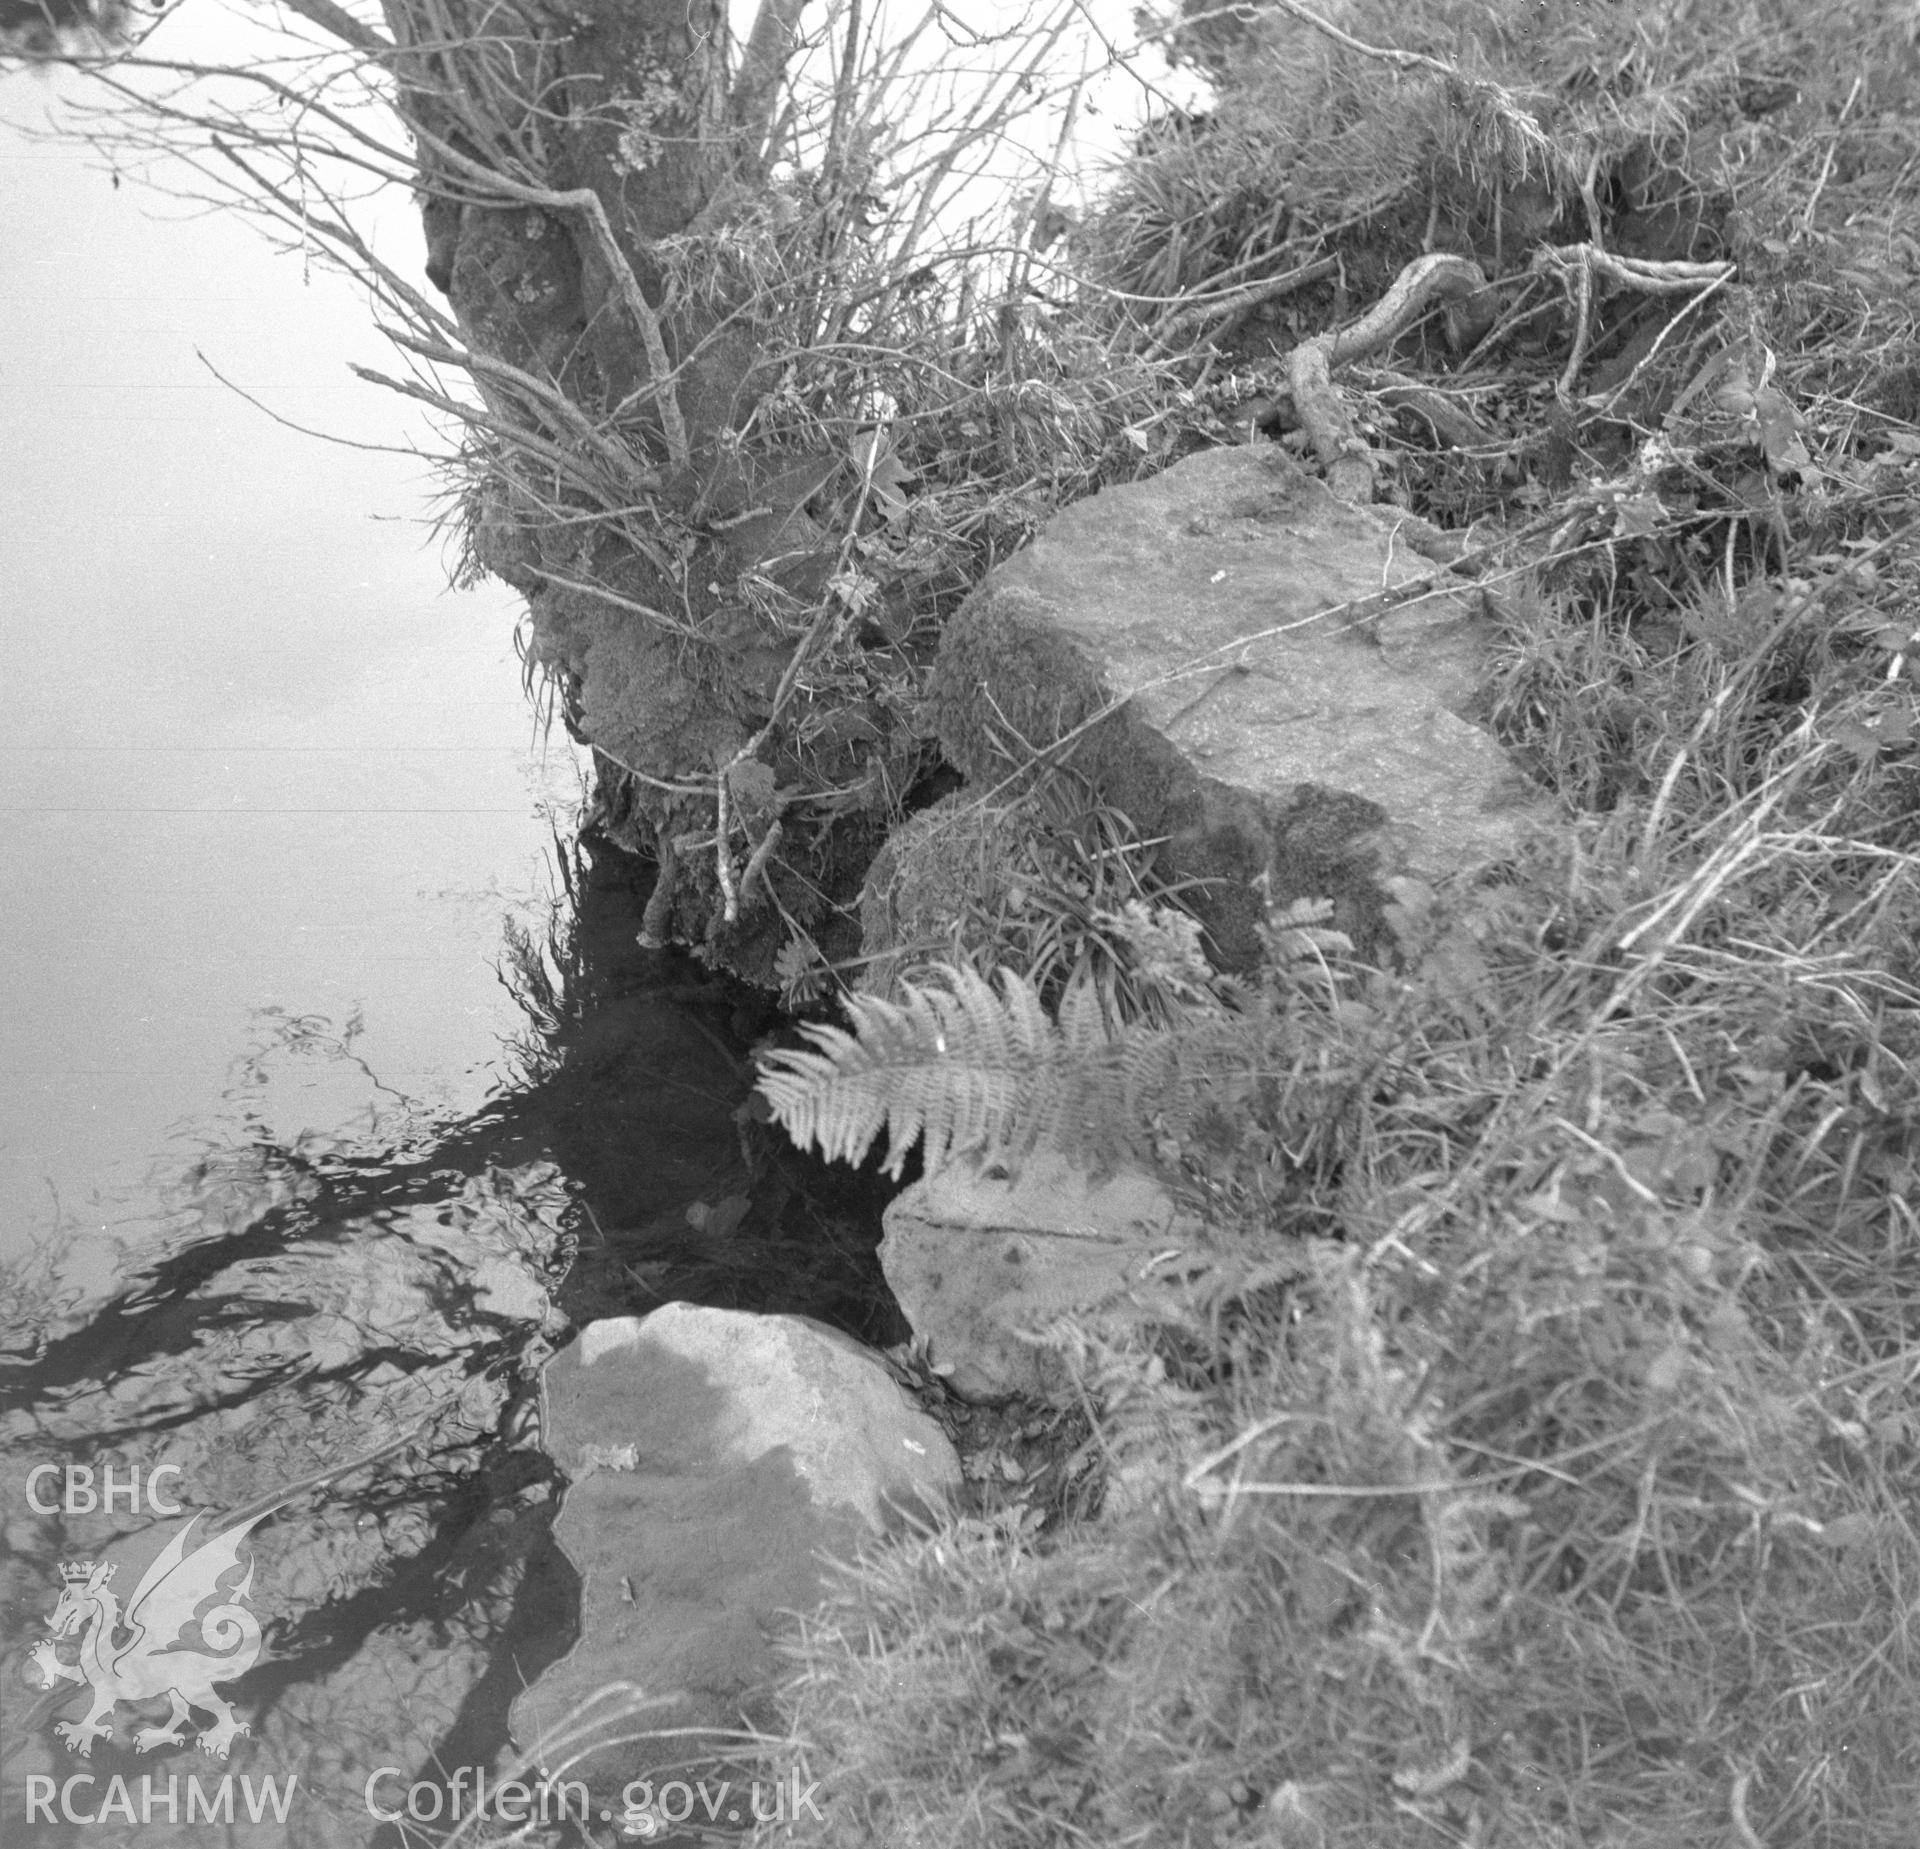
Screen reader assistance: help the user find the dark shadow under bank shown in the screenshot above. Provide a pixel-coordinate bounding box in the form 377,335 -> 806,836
0,835 -> 904,1849
491,834 -> 907,1348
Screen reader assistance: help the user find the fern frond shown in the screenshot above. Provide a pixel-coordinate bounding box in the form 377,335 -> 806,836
756,966 -> 1066,1177
757,959 -> 1328,1180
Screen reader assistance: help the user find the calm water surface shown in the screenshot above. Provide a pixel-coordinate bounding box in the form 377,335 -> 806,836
0,80 -> 566,1277
0,69 -> 893,1848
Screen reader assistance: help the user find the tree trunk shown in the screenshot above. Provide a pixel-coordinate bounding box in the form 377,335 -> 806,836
383,0 -> 917,987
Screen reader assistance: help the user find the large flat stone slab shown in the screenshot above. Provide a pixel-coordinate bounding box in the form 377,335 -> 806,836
913,445 -> 1550,967
881,1152 -> 1207,1402
509,1305 -> 959,1795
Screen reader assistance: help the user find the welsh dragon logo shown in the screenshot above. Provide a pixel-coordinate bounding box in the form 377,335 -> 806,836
29,1511 -> 268,1758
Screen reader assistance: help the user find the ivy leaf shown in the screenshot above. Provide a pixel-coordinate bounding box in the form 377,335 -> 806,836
1613,492 -> 1666,539
828,567 -> 880,614
851,428 -> 914,526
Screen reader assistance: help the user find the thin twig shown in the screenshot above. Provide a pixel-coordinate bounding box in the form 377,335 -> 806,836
207,134 -> 457,338
388,330 -> 658,488
519,566 -> 708,644
1141,0 -> 1455,77
194,350 -> 440,459
347,362 -> 604,489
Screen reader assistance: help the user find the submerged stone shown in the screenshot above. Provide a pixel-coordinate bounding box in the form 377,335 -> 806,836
508,1303 -> 959,1789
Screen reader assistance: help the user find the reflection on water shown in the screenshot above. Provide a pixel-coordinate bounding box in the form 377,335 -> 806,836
488,841 -> 903,1346
0,837 -> 899,1847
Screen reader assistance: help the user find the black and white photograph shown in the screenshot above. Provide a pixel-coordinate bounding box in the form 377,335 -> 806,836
3,0 -> 1918,1842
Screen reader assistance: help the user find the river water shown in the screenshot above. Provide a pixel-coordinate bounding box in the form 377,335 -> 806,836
0,71 -> 570,1278
0,64 -> 893,1849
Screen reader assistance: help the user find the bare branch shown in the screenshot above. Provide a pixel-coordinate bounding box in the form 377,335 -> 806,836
276,0 -> 393,55
730,0 -> 809,171
387,329 -> 659,489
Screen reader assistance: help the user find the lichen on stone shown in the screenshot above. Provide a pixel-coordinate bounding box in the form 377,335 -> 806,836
609,66 -> 682,176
